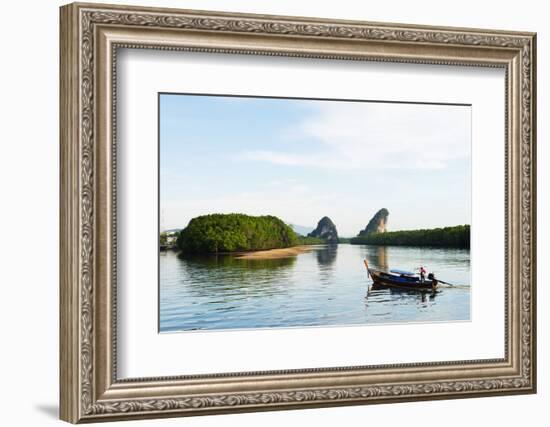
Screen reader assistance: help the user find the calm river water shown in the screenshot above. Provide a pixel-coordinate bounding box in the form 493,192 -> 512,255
159,244 -> 470,332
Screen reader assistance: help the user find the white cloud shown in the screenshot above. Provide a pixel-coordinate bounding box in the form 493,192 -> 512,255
240,102 -> 470,170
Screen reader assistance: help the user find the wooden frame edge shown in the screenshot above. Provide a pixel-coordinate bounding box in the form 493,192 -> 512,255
59,2 -> 537,423
60,3 -> 80,423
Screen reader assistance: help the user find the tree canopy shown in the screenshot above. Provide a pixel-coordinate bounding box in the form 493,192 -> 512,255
176,213 -> 300,254
350,225 -> 470,248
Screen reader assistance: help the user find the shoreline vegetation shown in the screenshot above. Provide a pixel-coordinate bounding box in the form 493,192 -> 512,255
169,212 -> 470,255
349,225 -> 470,248
176,213 -> 301,254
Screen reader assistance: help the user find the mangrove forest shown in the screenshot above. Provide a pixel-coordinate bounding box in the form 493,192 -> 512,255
349,225 -> 470,248
177,213 -> 301,254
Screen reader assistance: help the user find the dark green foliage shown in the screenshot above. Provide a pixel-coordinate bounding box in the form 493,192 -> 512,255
337,237 -> 351,244
176,213 -> 299,254
350,225 -> 470,248
296,235 -> 326,245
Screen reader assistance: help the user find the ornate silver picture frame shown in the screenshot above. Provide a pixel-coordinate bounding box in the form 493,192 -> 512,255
60,2 -> 536,423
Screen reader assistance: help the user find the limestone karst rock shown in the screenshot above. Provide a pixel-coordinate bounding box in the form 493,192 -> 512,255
308,216 -> 339,243
358,208 -> 389,236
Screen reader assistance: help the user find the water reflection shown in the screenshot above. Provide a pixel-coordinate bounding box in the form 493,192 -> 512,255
178,252 -> 296,269
315,244 -> 338,284
376,246 -> 388,270
366,283 -> 438,305
316,244 -> 338,267
160,244 -> 470,332
171,253 -> 297,303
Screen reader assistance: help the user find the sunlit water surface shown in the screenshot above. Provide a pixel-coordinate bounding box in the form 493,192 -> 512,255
160,244 -> 470,332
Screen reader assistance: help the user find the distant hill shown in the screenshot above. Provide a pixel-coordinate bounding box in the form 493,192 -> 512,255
308,216 -> 339,243
288,223 -> 314,236
358,208 -> 389,236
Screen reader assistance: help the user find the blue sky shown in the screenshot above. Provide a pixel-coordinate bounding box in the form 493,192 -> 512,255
160,94 -> 471,237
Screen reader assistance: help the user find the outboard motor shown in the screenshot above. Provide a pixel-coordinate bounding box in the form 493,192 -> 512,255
427,273 -> 437,290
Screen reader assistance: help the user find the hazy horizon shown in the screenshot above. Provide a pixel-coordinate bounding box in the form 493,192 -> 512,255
160,217 -> 471,238
160,94 -> 471,237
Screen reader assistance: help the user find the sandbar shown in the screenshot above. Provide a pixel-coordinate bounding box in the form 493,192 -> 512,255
236,245 -> 315,260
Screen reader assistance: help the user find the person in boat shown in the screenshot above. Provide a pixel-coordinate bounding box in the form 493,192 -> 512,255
419,266 -> 427,283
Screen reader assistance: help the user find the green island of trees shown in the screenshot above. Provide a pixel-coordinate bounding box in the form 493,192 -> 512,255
349,225 -> 470,248
176,213 -> 326,254
172,213 -> 469,253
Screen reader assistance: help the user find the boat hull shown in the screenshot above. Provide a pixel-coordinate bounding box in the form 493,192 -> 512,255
368,269 -> 437,290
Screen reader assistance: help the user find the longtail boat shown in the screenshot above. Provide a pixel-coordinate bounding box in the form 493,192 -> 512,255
363,259 -> 438,291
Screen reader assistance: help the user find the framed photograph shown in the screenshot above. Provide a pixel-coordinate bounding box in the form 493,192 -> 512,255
60,2 -> 537,423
